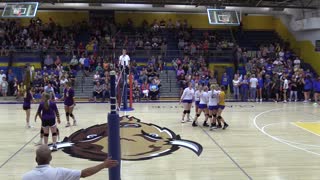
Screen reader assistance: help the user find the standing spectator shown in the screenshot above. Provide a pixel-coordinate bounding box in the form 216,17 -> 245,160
7,69 -> 15,96
272,75 -> 281,102
303,74 -> 312,103
0,70 -> 6,85
232,75 -> 240,100
22,145 -> 118,180
313,77 -> 320,105
1,77 -> 8,96
240,75 -> 249,102
221,72 -> 229,92
249,74 -> 258,102
257,74 -> 264,102
282,76 -> 289,103
264,74 -> 272,101
289,77 -> 298,102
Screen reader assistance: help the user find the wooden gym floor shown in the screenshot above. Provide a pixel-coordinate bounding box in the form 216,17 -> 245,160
0,101 -> 319,180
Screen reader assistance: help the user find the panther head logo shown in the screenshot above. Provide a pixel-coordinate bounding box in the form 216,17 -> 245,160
52,116 -> 203,161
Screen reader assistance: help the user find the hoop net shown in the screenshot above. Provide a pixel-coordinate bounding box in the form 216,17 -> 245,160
218,15 -> 230,23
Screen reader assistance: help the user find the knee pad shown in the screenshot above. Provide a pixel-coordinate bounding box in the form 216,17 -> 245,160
70,113 -> 74,118
40,129 -> 44,134
44,133 -> 49,137
213,114 -> 217,118
209,115 -> 213,118
217,116 -> 222,120
186,110 -> 191,114
52,132 -> 57,136
183,110 -> 187,114
56,128 -> 59,134
206,114 -> 209,117
66,112 -> 70,117
196,114 -> 200,117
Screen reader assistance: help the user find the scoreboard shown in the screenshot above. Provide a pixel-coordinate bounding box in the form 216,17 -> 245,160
2,2 -> 39,18
207,9 -> 240,26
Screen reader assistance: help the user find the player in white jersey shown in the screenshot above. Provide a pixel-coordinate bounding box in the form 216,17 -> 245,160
207,85 -> 220,130
192,86 -> 209,127
180,82 -> 194,123
194,85 -> 202,115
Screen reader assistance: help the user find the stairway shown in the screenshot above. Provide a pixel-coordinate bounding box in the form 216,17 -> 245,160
159,70 -> 180,98
73,71 -> 94,99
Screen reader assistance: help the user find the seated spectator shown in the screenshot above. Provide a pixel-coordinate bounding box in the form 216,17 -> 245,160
141,81 -> 149,100
149,80 -> 159,100
96,63 -> 104,74
68,71 -> 76,87
54,56 -> 61,69
44,83 -> 55,100
92,81 -> 104,102
93,71 -> 101,84
154,76 -> 161,88
133,80 -> 141,102
60,76 -> 68,93
32,76 -> 44,94
44,55 -> 54,70
69,55 -> 79,70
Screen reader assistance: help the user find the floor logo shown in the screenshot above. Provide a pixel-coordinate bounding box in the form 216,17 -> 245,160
51,116 -> 203,161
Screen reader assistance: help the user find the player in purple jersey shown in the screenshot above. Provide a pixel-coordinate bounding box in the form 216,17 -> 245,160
63,82 -> 77,127
23,87 -> 34,128
35,93 -> 60,150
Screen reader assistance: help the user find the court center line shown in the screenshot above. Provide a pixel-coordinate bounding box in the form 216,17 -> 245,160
0,132 -> 40,168
194,119 -> 253,180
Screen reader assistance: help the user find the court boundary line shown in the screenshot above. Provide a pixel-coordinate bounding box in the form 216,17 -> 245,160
261,122 -> 320,148
253,108 -> 320,157
291,122 -> 320,138
195,119 -> 253,180
0,132 -> 39,168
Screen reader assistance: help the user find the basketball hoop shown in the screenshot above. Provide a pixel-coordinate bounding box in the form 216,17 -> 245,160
220,15 -> 230,23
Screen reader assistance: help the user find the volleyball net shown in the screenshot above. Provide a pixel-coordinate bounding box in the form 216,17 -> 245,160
115,66 -> 134,111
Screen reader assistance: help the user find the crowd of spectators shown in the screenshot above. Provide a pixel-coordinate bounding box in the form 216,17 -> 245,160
1,17 -> 318,105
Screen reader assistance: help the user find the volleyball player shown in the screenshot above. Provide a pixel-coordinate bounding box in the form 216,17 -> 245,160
63,82 -> 77,127
192,86 -> 209,127
217,86 -> 229,130
35,93 -> 60,150
207,85 -> 220,130
23,87 -> 33,128
180,82 -> 194,123
194,85 -> 202,115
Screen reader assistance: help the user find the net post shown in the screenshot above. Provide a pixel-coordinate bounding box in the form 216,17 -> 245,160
108,70 -> 121,180
122,62 -> 128,110
129,73 -> 133,109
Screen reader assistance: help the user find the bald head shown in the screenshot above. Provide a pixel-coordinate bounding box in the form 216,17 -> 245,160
36,145 -> 52,165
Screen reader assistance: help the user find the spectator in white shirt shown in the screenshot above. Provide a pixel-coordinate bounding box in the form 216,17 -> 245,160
22,145 -> 118,180
0,70 -> 6,84
293,57 -> 301,69
249,74 -> 258,101
232,75 -> 241,100
119,49 -> 130,74
282,76 -> 289,103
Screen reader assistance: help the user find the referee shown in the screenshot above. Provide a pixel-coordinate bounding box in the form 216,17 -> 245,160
119,49 -> 130,74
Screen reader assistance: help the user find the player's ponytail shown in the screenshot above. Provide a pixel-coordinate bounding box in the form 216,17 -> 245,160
43,93 -> 50,110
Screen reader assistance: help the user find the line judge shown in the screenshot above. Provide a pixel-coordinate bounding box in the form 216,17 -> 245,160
119,49 -> 130,74
22,145 -> 118,180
